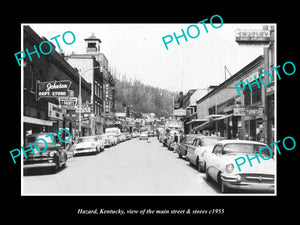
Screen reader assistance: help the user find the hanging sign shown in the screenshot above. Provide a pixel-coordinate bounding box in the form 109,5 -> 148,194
58,96 -> 78,109
36,80 -> 71,101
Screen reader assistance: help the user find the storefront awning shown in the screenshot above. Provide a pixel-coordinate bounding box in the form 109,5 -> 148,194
23,116 -> 53,126
213,114 -> 233,121
204,114 -> 224,120
186,118 -> 208,125
193,120 -> 214,131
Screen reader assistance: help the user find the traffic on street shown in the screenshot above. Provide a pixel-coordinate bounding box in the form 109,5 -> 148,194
23,128 -> 275,195
22,24 -> 276,196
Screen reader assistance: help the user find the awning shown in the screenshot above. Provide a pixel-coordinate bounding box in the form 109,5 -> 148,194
193,120 -> 214,131
204,114 -> 224,120
23,116 -> 53,126
186,103 -> 197,109
213,114 -> 233,121
186,118 -> 208,125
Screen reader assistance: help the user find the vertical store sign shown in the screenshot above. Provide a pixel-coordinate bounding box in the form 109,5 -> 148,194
105,83 -> 109,113
48,102 -> 63,120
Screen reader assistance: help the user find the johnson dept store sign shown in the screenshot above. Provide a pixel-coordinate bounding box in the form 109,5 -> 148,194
36,80 -> 71,100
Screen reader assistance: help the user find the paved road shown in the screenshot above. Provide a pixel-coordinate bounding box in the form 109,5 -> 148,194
22,137 -> 220,195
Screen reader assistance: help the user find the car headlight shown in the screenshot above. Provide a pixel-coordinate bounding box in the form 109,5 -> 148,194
225,164 -> 234,173
48,151 -> 56,157
236,175 -> 242,182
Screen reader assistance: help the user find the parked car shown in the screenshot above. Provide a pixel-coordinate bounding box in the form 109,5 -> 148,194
120,134 -> 127,142
132,132 -> 140,138
100,133 -> 113,147
148,130 -> 154,137
185,134 -> 204,161
125,133 -> 132,140
166,130 -> 178,150
107,133 -> 118,145
139,132 -> 148,140
23,132 -> 68,173
161,133 -> 168,146
74,135 -> 102,156
176,134 -> 200,159
205,140 -> 275,193
96,135 -> 106,150
188,136 -> 225,170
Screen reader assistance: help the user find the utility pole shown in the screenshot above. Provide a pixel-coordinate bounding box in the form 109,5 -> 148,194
78,66 -> 100,137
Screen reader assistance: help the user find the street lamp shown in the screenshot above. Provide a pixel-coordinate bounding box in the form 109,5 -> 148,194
78,66 -> 100,137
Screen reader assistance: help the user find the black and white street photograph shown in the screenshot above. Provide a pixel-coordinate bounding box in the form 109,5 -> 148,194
20,23 -> 277,195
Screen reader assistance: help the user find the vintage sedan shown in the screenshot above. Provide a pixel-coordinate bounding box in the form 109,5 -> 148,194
139,132 -> 148,140
100,133 -> 114,147
188,136 -> 225,170
205,140 -> 275,193
176,134 -> 198,158
74,136 -> 102,156
23,132 -> 68,173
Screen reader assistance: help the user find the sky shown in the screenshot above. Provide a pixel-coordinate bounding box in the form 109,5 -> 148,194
26,23 -> 272,93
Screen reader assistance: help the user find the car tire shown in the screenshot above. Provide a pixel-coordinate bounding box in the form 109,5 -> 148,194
62,161 -> 67,168
206,170 -> 212,182
221,180 -> 230,193
200,162 -> 206,173
52,160 -> 59,174
196,158 -> 199,171
179,153 -> 182,158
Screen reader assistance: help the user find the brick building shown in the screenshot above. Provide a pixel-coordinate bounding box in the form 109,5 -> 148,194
23,25 -> 91,141
66,33 -> 116,134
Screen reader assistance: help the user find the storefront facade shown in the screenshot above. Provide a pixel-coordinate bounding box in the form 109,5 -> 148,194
23,26 -> 91,142
195,55 -> 274,144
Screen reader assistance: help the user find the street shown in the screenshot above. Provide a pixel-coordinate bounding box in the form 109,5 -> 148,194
22,137 -> 220,195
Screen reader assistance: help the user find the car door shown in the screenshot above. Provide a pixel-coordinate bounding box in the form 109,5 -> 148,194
207,144 -> 223,182
191,138 -> 201,165
194,138 -> 203,162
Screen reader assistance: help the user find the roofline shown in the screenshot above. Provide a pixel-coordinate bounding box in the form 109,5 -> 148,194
196,55 -> 264,105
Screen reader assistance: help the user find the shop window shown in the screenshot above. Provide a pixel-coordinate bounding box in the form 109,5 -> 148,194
244,88 -> 251,106
252,85 -> 261,104
208,106 -> 215,115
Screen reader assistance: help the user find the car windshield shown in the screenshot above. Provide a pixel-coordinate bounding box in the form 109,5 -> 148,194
223,143 -> 271,157
27,135 -> 59,148
78,137 -> 97,143
186,135 -> 199,144
201,137 -> 224,146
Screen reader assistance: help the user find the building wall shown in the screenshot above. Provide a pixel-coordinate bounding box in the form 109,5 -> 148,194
197,56 -> 264,119
23,25 -> 91,138
194,55 -> 266,140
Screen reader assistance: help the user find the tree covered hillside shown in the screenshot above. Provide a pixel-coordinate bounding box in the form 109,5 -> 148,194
114,75 -> 177,118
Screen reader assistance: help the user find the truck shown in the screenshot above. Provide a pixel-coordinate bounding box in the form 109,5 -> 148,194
105,127 -> 121,135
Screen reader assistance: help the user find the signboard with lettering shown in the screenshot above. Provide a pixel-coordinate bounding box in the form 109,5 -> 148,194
245,108 -> 264,116
36,80 -> 71,101
75,103 -> 92,113
59,97 -> 78,109
48,102 -> 63,120
233,107 -> 245,116
235,29 -> 271,45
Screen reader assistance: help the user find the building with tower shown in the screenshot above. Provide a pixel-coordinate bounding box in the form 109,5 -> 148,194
66,33 -> 116,134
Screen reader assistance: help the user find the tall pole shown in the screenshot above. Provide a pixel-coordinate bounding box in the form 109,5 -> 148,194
172,95 -> 174,119
78,66 -> 100,137
79,71 -> 82,136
